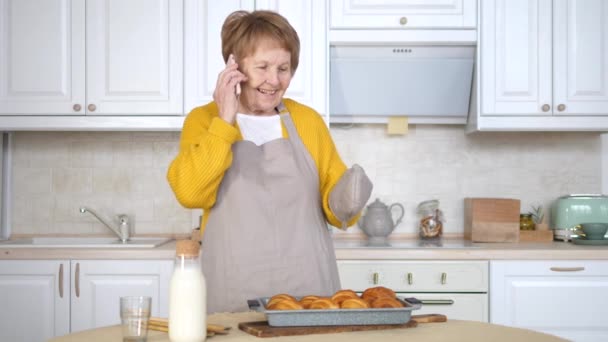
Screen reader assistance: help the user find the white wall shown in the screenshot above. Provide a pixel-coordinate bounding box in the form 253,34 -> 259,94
8,127 -> 602,237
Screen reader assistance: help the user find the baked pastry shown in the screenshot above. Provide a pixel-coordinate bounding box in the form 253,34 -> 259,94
361,286 -> 396,302
267,294 -> 297,308
340,297 -> 370,309
331,289 -> 359,305
370,297 -> 403,308
309,298 -> 340,309
267,299 -> 303,310
299,295 -> 320,309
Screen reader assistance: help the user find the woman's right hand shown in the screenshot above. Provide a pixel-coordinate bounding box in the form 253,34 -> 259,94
213,54 -> 247,124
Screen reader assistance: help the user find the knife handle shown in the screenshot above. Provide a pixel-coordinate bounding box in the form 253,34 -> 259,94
411,314 -> 447,323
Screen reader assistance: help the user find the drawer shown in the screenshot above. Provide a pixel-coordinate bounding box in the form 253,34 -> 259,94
402,293 -> 488,323
338,260 -> 488,292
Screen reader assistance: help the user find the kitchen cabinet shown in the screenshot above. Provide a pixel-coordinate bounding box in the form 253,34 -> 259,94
0,0 -> 183,116
184,0 -> 328,119
470,0 -> 608,131
490,260 -> 608,342
0,259 -> 172,342
329,0 -> 477,44
0,260 -> 69,342
337,260 -> 489,322
330,0 -> 477,29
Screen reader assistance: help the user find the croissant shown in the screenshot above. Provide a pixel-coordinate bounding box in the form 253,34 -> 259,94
370,297 -> 403,308
340,297 -> 370,309
331,289 -> 359,305
361,286 -> 396,302
267,293 -> 297,308
309,298 -> 340,309
299,295 -> 320,309
267,299 -> 303,310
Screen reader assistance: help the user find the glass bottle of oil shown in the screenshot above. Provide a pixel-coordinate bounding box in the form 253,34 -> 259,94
519,213 -> 536,231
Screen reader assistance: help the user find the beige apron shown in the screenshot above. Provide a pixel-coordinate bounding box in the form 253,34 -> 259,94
201,109 -> 341,314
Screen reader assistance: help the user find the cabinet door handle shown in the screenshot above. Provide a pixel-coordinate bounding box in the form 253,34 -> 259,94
557,104 -> 566,112
550,266 -> 584,272
541,104 -> 551,112
58,264 -> 64,298
420,299 -> 455,305
75,262 -> 80,298
441,272 -> 447,285
399,17 -> 408,25
372,272 -> 379,285
87,104 -> 97,112
73,104 -> 82,112
407,272 -> 413,285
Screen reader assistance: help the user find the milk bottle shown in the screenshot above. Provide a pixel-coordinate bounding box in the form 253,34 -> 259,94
169,240 -> 206,342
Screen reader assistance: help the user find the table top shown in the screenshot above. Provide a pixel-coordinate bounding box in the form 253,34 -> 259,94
49,312 -> 567,342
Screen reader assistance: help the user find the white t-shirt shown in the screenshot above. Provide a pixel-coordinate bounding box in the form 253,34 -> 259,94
235,113 -> 283,146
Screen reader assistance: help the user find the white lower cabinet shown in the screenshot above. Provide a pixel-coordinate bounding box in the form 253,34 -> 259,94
0,260 -> 69,342
0,259 -> 173,341
490,260 -> 608,342
337,260 -> 489,322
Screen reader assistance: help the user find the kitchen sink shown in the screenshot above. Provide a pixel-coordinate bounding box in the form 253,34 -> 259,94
0,237 -> 173,248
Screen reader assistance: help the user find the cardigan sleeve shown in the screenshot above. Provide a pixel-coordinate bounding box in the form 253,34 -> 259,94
166,103 -> 239,209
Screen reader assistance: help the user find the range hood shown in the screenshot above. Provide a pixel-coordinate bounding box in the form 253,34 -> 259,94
329,45 -> 475,124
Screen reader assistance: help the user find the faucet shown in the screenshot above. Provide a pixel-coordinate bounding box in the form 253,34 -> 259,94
79,207 -> 130,242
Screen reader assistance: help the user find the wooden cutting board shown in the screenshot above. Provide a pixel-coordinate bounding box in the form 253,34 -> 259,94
238,314 -> 447,338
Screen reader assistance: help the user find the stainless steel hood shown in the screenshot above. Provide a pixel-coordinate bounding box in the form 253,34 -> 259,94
329,45 -> 475,124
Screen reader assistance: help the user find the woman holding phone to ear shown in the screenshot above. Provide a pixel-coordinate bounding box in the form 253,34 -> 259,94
167,10 -> 372,314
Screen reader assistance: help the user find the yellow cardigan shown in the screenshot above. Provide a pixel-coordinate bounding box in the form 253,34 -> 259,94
167,98 -> 355,232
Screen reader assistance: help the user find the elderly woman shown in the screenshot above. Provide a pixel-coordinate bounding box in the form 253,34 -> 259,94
167,10 -> 372,313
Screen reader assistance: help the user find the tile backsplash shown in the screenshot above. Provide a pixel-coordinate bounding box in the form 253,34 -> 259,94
9,126 -> 602,237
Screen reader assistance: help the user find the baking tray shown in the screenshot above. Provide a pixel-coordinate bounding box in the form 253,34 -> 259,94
247,297 -> 422,327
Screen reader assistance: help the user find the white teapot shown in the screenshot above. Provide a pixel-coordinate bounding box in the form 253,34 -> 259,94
358,198 -> 405,243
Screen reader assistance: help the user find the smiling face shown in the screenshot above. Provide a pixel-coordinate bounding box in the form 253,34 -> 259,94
237,39 -> 293,116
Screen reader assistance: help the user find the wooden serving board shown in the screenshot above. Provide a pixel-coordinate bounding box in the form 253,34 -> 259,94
238,314 -> 447,338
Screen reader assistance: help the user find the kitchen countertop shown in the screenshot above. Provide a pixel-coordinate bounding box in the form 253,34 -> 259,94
48,311 -> 567,342
0,238 -> 607,260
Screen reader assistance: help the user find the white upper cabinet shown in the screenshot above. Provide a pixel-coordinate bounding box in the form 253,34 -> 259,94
330,0 -> 477,29
184,0 -> 328,117
0,0 -> 184,116
0,0 -> 85,115
553,0 -> 608,116
183,0 -> 255,112
85,0 -> 183,115
256,0 -> 327,115
472,0 -> 608,131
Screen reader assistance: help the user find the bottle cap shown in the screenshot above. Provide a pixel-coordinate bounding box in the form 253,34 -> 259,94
175,239 -> 200,257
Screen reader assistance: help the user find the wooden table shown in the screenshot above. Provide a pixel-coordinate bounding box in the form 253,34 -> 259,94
49,312 -> 568,342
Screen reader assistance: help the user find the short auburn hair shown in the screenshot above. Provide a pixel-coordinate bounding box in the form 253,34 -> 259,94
221,10 -> 300,74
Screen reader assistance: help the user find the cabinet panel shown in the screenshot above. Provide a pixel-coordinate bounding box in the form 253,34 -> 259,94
184,0 -> 326,117
70,260 -> 172,333
480,0 -> 552,115
183,0 -> 255,112
553,0 -> 608,115
256,0 -> 327,114
0,260 -> 70,342
0,0 -> 85,115
330,0 -> 477,29
491,260 -> 608,342
338,261 -> 488,292
86,0 -> 183,115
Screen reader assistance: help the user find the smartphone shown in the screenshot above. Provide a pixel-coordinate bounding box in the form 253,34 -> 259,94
229,54 -> 241,96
